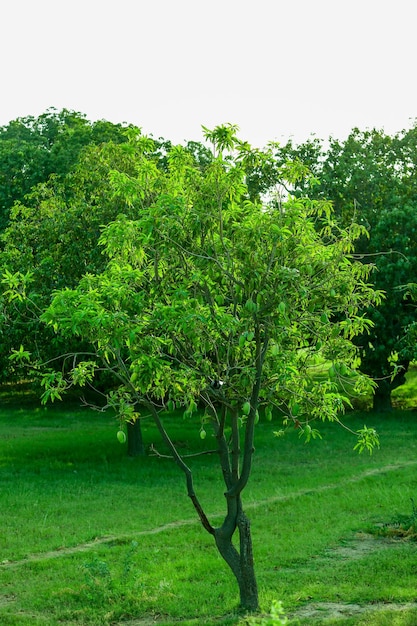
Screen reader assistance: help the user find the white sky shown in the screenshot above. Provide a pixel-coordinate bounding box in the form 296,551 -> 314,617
1,0 -> 416,147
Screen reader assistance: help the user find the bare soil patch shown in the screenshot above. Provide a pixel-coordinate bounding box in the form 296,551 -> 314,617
292,601 -> 417,621
324,531 -> 406,560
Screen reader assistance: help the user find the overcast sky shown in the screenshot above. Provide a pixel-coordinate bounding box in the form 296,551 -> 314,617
1,0 -> 416,147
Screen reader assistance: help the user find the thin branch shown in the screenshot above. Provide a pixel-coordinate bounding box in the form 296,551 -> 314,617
40,351 -> 100,367
155,228 -> 246,290
148,444 -> 218,459
213,404 -> 233,491
228,327 -> 269,498
352,249 -> 409,261
230,407 -> 240,484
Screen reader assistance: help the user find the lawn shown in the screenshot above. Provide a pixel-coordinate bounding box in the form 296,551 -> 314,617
1,386 -> 417,625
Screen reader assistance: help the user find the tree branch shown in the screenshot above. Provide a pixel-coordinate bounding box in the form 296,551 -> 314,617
148,443 -> 218,460
146,401 -> 215,535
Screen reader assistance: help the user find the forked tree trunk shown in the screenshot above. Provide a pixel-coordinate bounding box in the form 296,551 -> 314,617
214,507 -> 259,611
147,394 -> 263,611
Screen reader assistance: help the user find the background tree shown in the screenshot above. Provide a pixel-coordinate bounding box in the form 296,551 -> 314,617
0,108 -> 130,231
24,125 -> 381,611
0,138 -> 134,386
275,125 -> 417,410
0,127 -> 212,451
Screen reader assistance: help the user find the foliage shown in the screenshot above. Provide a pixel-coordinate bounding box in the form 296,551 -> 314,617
0,124 -> 215,385
0,130 -> 168,382
275,125 -> 417,409
15,124 -> 382,609
242,600 -> 288,624
0,108 -> 131,230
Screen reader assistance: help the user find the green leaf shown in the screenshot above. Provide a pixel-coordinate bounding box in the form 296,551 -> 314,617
9,345 -> 31,363
354,426 -> 380,455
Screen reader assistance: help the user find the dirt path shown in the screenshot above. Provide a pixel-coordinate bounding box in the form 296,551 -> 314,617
0,519 -> 197,568
2,459 -> 417,570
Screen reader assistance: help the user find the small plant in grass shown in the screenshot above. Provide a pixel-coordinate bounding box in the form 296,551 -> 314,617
81,541 -> 140,605
82,558 -> 113,603
372,497 -> 417,540
241,600 -> 288,625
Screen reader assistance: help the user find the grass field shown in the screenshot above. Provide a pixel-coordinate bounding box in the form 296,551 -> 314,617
1,383 -> 417,625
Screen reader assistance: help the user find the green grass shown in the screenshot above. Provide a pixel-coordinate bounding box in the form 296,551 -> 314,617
1,390 -> 417,624
392,364 -> 417,409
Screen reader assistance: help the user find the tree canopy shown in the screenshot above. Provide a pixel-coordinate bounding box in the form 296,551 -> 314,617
0,108 -> 131,230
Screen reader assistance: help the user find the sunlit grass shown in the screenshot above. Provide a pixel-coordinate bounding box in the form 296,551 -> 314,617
392,363 -> 417,409
1,388 -> 417,624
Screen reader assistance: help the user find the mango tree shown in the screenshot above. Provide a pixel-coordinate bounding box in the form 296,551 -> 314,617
30,125 -> 380,611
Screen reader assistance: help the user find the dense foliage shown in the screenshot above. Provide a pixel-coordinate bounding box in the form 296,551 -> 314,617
11,124 -> 379,609
0,127 -> 173,382
275,126 -> 417,409
4,111 -> 417,412
0,108 -> 132,230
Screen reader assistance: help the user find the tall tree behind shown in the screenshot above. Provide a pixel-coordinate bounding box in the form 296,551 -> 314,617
275,126 -> 417,410
0,108 -> 129,230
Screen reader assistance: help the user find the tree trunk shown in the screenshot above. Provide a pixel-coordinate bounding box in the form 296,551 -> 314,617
214,507 -> 259,611
148,401 -> 259,611
237,509 -> 259,611
127,419 -> 145,456
372,379 -> 393,412
372,360 -> 409,412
